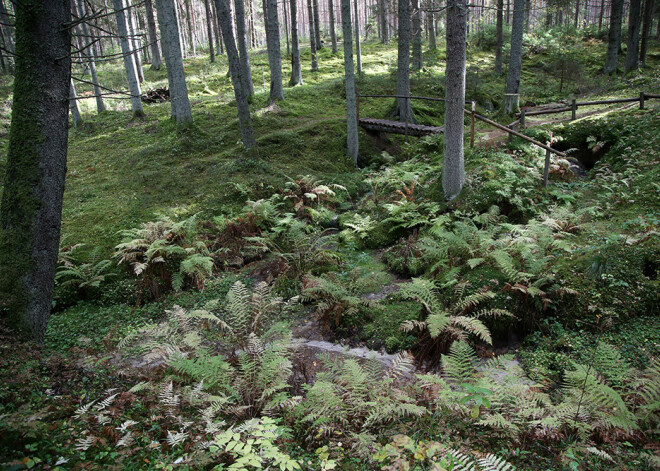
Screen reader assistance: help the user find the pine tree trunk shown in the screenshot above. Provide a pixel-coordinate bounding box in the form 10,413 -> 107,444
598,0 -> 605,30
265,0 -> 284,101
0,0 -> 15,73
428,8 -> 437,50
329,0 -> 338,52
145,0 -> 163,69
113,0 -> 144,116
504,0 -> 524,114
395,0 -> 412,121
156,0 -> 193,125
213,0 -> 257,148
204,0 -> 216,61
126,1 -> 145,82
625,0 -> 642,71
341,0 -> 359,164
412,0 -> 422,70
495,0 -> 503,74
574,0 -> 580,27
604,0 -> 623,74
313,0 -> 323,48
0,0 -> 71,343
235,0 -> 255,98
443,0 -> 466,200
639,0 -> 654,66
380,0 -> 389,42
354,0 -> 362,74
290,0 -> 304,84
308,0 -> 319,70
184,0 -> 196,55
69,79 -> 82,128
284,0 -> 291,56
76,0 -> 106,113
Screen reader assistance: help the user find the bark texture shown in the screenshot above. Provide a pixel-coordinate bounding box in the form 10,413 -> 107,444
145,0 -> 163,69
329,0 -> 338,53
495,0 -> 503,74
308,0 -> 319,71
395,0 -> 412,121
156,0 -> 193,125
204,0 -> 216,62
235,0 -> 255,98
354,0 -> 362,74
313,0 -> 323,48
639,0 -> 654,66
214,0 -> 257,148
113,0 -> 144,116
265,0 -> 284,101
76,0 -> 106,113
504,0 -> 524,114
289,0 -> 304,85
69,79 -> 82,128
604,0 -> 624,74
625,0 -> 642,72
341,0 -> 359,164
412,0 -> 422,70
0,0 -> 71,342
443,0 -> 466,200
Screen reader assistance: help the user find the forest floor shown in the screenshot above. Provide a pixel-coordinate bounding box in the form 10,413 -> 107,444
1,30 -> 660,470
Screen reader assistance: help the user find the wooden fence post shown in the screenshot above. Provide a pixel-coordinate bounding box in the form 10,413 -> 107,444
543,131 -> 553,187
404,96 -> 409,143
470,101 -> 475,148
356,94 -> 360,121
508,124 -> 514,143
640,92 -> 645,110
520,108 -> 526,129
571,99 -> 577,120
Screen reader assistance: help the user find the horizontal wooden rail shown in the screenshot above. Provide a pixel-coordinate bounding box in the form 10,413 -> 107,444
517,92 -> 658,117
576,96 -> 641,106
357,94 -> 447,102
522,107 -> 572,116
468,110 -> 566,158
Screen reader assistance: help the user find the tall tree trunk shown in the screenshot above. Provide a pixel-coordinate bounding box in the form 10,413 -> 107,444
113,0 -> 144,116
604,0 -> 623,74
184,0 -> 196,55
525,0 -> 531,30
341,0 -> 359,164
284,0 -> 291,56
574,0 -> 580,27
443,0 -> 467,200
495,0 -> 503,74
504,0 -> 524,114
235,0 -> 255,98
0,0 -> 15,73
395,0 -> 412,121
308,0 -> 319,70
0,0 -> 71,343
412,0 -> 422,70
639,0 -> 654,66
76,0 -> 106,113
329,0 -> 338,52
428,9 -> 437,49
145,0 -> 163,69
204,0 -> 216,61
598,0 -> 605,30
313,0 -> 323,47
290,0 -> 304,84
265,0 -> 284,101
127,1 -> 145,82
156,0 -> 194,126
380,0 -> 389,42
625,0 -> 642,71
213,0 -> 257,148
354,0 -> 362,74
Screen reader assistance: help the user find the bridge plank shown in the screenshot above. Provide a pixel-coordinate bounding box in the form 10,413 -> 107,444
358,118 -> 443,137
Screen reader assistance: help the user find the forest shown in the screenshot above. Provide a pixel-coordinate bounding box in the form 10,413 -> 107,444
0,0 -> 658,469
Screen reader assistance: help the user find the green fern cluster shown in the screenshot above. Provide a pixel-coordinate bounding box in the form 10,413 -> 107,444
56,244 -> 115,296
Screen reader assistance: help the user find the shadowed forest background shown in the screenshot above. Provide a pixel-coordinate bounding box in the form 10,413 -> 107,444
0,0 -> 659,469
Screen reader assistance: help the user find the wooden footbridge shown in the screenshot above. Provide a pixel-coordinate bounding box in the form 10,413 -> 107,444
357,94 -> 445,138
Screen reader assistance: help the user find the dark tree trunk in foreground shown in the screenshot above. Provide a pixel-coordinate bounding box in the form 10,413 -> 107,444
145,0 -> 163,69
0,0 -> 71,343
113,0 -> 144,116
341,0 -> 359,164
604,0 -> 624,74
290,0 -> 304,85
266,0 -> 284,101
639,0 -> 654,66
329,0 -> 338,53
214,0 -> 257,148
308,0 -> 319,71
235,0 -> 255,98
156,0 -> 193,126
504,0 -> 524,114
495,0 -> 503,74
625,0 -> 642,71
395,0 -> 412,121
443,0 -> 466,200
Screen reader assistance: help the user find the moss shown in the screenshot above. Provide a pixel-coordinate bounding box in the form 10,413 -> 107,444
360,301 -> 420,353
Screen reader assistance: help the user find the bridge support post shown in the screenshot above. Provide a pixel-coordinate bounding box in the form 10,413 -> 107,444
470,101 -> 475,148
